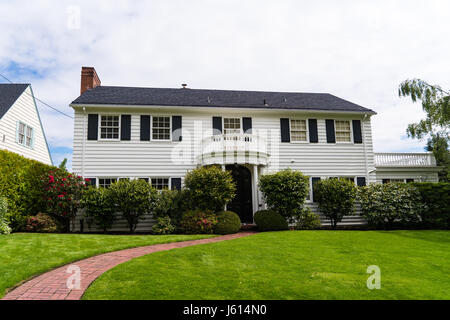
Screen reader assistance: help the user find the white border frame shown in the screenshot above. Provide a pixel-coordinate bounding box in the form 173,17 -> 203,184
98,114 -> 121,141
289,118 -> 310,143
150,115 -> 172,142
222,116 -> 243,135
334,119 -> 353,144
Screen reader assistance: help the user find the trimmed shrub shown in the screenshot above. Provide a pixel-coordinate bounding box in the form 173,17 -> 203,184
42,169 -> 88,232
80,187 -> 115,233
316,179 -> 357,228
215,211 -> 241,235
0,197 -> 11,235
184,166 -> 236,212
358,183 -> 423,228
109,179 -> 158,233
412,182 -> 450,229
180,210 -> 218,234
259,169 -> 309,223
153,189 -> 190,226
25,213 -> 58,233
0,150 -> 56,231
152,216 -> 176,235
254,210 -> 289,232
296,207 -> 322,230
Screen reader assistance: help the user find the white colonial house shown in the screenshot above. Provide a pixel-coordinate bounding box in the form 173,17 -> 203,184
0,84 -> 52,165
70,67 -> 439,230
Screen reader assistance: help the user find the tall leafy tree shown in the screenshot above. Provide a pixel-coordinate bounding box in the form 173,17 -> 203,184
399,79 -> 450,181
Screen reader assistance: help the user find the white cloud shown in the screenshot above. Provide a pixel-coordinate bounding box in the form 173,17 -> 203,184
0,0 -> 449,165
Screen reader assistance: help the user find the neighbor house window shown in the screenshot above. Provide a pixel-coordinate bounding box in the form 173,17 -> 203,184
290,119 -> 307,142
151,178 -> 169,190
152,116 -> 171,140
100,115 -> 120,139
16,122 -> 34,148
223,118 -> 241,135
99,178 -> 117,189
383,179 -> 409,184
335,120 -> 351,142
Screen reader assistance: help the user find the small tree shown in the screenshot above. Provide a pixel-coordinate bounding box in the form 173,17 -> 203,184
315,179 -> 357,228
80,187 -> 115,233
42,169 -> 87,232
108,179 -> 158,233
259,169 -> 309,223
184,166 -> 236,212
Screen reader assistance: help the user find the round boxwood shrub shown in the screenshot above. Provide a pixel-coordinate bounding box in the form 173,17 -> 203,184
214,211 -> 241,234
254,210 -> 288,232
180,210 -> 218,234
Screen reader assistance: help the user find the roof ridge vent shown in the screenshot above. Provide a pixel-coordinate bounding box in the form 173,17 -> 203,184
181,83 -> 188,89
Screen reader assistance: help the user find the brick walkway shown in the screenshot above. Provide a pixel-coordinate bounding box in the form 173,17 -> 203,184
2,232 -> 255,300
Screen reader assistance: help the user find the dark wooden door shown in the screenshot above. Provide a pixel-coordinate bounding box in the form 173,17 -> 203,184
226,165 -> 253,223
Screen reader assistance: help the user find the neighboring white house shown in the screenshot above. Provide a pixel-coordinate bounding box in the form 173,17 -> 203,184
0,84 -> 52,165
70,67 -> 439,230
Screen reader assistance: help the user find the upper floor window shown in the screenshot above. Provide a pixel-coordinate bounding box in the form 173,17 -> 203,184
151,178 -> 169,190
17,122 -> 34,148
152,116 -> 170,140
335,120 -> 351,142
100,115 -> 120,139
223,118 -> 241,135
290,119 -> 307,142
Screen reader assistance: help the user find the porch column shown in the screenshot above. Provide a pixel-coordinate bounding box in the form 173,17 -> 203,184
253,165 -> 259,214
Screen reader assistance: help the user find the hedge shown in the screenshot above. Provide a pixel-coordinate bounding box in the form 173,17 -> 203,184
412,182 -> 450,229
0,150 -> 57,231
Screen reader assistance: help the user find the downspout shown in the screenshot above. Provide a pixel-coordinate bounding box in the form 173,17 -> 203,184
81,107 -> 86,178
362,114 -> 369,182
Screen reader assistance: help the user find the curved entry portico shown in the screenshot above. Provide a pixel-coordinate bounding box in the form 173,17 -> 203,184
226,165 -> 253,223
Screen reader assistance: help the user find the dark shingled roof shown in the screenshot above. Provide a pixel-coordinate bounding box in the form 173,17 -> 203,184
71,86 -> 375,113
0,84 -> 29,119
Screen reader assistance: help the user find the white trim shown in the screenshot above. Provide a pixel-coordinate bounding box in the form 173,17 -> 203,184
150,176 -> 171,190
334,119 -> 353,144
98,177 -> 118,188
222,117 -> 243,135
15,121 -> 35,149
289,118 -> 309,143
150,115 -> 172,142
98,114 -> 121,141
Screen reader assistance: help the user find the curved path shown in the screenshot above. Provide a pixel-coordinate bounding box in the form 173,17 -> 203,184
2,232 -> 255,300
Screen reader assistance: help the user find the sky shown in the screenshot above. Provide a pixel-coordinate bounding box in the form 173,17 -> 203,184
1,0 -> 449,171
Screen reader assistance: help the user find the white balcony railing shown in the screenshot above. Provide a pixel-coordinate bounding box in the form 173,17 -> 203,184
201,134 -> 268,155
375,152 -> 436,167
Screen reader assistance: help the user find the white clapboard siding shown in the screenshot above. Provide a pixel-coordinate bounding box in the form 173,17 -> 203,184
0,86 -> 52,165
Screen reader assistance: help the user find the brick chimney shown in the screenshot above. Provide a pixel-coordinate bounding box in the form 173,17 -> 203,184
80,67 -> 101,95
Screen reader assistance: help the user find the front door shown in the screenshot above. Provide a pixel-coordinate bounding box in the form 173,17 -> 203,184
226,165 -> 253,223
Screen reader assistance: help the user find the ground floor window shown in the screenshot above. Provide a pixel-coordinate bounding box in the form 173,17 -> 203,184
151,178 -> 169,190
383,178 -> 415,184
99,178 -> 117,188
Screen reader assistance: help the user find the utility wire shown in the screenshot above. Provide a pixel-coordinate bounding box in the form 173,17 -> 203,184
0,72 -> 74,119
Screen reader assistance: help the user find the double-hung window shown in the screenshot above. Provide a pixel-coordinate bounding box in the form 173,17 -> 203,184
223,118 -> 241,135
100,115 -> 120,139
98,178 -> 117,189
335,120 -> 351,142
151,178 -> 169,190
152,116 -> 171,140
17,122 -> 34,148
290,119 -> 307,142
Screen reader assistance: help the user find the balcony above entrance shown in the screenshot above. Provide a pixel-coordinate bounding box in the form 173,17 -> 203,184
199,134 -> 269,166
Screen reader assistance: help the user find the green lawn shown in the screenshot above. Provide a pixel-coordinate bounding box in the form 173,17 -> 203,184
0,233 -> 215,298
83,230 -> 450,300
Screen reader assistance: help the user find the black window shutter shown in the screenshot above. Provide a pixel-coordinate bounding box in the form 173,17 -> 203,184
356,177 -> 366,187
243,117 -> 252,134
87,114 -> 98,140
352,120 -> 363,144
172,116 -> 182,141
406,179 -> 414,183
121,115 -> 131,141
280,118 -> 290,143
140,115 -> 150,141
325,120 -> 335,143
312,177 -> 321,202
308,119 -> 318,143
212,117 -> 222,135
171,178 -> 182,191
